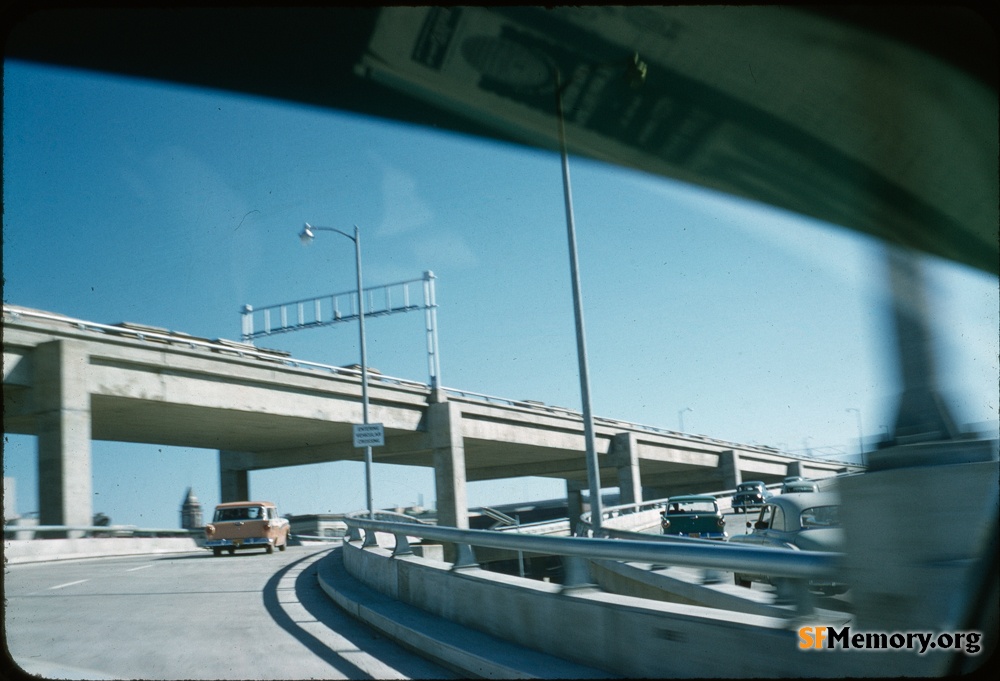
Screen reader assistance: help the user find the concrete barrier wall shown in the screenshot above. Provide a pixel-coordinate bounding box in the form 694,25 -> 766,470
3,537 -> 203,564
340,539 -> 878,678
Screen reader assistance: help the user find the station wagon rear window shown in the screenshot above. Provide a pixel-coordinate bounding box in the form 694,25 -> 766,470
668,500 -> 716,513
215,506 -> 267,522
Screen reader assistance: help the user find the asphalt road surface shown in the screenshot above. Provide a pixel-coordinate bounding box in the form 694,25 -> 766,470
4,545 -> 455,680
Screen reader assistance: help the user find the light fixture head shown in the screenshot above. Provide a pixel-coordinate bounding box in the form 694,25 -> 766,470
299,223 -> 315,244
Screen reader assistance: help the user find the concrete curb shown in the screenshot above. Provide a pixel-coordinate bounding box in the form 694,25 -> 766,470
315,547 -> 613,679
3,538 -> 203,564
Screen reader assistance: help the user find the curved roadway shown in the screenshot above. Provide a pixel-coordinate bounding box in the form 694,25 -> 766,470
3,545 -> 454,679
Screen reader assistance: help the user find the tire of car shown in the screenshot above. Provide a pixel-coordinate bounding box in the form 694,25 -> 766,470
734,574 -> 752,588
278,535 -> 287,551
266,543 -> 274,554
227,547 -> 235,555
212,547 -> 222,557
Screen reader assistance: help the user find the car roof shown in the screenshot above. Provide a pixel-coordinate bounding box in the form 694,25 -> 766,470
668,495 -> 717,502
765,492 -> 838,512
215,501 -> 276,508
737,481 -> 766,487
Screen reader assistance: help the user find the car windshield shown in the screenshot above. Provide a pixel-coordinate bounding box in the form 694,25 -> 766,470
800,505 -> 840,528
1,7 -> 994,542
669,501 -> 716,514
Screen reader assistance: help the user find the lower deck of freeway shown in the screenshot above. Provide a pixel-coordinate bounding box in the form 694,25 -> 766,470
3,545 -> 455,680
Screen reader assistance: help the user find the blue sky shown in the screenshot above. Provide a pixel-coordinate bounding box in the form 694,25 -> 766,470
3,60 -> 997,527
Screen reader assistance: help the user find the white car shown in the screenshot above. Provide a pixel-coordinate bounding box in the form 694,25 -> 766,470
729,492 -> 846,595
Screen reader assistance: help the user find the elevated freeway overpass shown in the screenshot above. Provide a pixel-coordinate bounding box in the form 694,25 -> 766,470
2,304 -> 851,532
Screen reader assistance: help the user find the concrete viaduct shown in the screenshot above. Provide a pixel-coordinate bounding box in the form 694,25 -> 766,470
3,305 -> 850,530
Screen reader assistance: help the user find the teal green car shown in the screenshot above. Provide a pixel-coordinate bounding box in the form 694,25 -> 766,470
660,495 -> 727,540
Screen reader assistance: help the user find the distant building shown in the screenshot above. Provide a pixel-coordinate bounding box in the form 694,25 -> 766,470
180,487 -> 203,529
3,477 -> 17,522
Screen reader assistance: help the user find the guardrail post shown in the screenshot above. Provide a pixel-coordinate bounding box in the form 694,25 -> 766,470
560,555 -> 594,590
774,577 -> 814,617
392,533 -> 413,557
450,543 -> 478,570
347,526 -> 363,542
362,529 -> 380,548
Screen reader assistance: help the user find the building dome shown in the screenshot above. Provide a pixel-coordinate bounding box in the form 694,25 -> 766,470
180,487 -> 203,529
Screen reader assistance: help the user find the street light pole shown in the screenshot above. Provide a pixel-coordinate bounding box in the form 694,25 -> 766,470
300,222 -> 374,518
678,407 -> 693,432
552,54 -> 646,534
553,68 -> 604,532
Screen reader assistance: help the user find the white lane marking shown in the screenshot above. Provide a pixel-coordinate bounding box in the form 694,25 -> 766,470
125,565 -> 153,572
48,579 -> 88,590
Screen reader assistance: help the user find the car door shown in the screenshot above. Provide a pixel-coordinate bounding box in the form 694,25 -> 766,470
738,505 -> 773,546
757,504 -> 795,548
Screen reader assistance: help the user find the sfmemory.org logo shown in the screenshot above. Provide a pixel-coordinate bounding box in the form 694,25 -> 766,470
799,626 -> 982,655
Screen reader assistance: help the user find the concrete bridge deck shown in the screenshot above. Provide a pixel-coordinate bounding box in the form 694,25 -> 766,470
3,305 -> 852,531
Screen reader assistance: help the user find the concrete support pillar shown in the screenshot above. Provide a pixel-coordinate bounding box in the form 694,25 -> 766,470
35,340 -> 92,535
219,451 -> 250,502
566,480 -> 586,536
609,433 -> 642,506
719,450 -> 742,490
428,401 -> 468,530
785,460 -> 804,478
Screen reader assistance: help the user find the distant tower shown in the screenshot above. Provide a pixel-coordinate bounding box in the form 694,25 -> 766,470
180,487 -> 203,529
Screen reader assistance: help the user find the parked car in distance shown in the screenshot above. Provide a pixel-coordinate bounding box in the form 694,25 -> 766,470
660,495 -> 727,540
782,479 -> 819,493
204,501 -> 290,556
732,481 -> 772,512
729,492 -> 846,595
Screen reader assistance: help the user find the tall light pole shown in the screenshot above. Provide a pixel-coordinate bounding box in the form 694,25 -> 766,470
299,222 -> 374,518
678,407 -> 693,432
553,53 -> 646,533
847,407 -> 865,465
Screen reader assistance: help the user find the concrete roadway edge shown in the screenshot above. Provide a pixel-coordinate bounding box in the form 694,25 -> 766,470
315,547 -> 613,680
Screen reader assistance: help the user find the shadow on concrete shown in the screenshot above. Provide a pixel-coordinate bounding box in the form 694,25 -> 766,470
260,549 -> 455,679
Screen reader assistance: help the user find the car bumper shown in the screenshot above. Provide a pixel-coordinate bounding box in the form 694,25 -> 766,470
664,531 -> 728,540
205,537 -> 272,548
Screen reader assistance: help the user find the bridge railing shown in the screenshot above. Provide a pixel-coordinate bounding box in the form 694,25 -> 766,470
342,511 -> 838,615
3,524 -> 201,539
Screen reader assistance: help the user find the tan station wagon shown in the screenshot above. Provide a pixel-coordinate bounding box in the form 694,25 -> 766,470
204,501 -> 290,556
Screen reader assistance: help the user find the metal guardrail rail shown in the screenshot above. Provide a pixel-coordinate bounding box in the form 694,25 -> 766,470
342,512 -> 838,584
